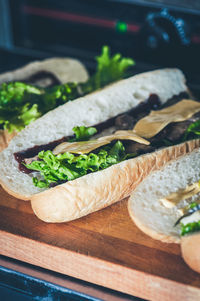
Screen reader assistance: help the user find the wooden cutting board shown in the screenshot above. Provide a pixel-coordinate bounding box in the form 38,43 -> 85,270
0,186 -> 200,301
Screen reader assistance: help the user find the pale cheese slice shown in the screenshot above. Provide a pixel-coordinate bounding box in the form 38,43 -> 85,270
160,182 -> 200,209
133,99 -> 200,138
53,130 -> 149,155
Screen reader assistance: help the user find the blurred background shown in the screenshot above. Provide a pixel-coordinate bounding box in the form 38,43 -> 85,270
0,0 -> 200,95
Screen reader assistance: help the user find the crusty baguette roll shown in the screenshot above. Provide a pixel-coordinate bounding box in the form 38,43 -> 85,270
181,233 -> 200,273
31,140 -> 200,222
0,57 -> 88,152
128,147 -> 200,243
0,68 -> 189,222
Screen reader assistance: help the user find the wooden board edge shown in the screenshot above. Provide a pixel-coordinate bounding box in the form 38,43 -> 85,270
0,229 -> 199,301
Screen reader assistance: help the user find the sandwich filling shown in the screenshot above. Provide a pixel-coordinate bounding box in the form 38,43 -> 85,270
17,97 -> 200,189
160,181 -> 200,236
178,202 -> 200,236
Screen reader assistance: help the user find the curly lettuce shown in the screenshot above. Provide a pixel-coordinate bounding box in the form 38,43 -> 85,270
25,141 -> 131,188
0,46 -> 134,133
81,45 -> 135,94
70,126 -> 97,142
0,82 -> 79,132
0,82 -> 42,132
181,221 -> 200,236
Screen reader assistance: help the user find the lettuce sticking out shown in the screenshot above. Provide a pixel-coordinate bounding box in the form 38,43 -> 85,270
0,82 -> 81,132
181,221 -> 200,236
0,82 -> 42,132
0,82 -> 41,105
40,83 -> 79,114
25,141 -> 131,188
81,46 -> 135,94
183,120 -> 200,141
0,46 -> 134,133
175,201 -> 200,235
2,103 -> 41,132
70,126 -> 97,142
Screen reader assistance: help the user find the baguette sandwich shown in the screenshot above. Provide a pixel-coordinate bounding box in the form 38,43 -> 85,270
0,57 -> 88,151
1,68 -> 200,223
0,46 -> 134,151
128,147 -> 200,273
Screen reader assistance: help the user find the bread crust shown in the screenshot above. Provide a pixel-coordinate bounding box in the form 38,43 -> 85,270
29,139 -> 200,223
181,233 -> 200,273
0,130 -> 17,153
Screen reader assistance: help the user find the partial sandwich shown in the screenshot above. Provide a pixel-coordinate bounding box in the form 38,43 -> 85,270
0,46 -> 134,152
0,68 -> 197,223
0,57 -> 88,151
128,147 -> 200,273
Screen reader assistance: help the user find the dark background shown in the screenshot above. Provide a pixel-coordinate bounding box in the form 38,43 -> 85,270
0,0 -> 200,86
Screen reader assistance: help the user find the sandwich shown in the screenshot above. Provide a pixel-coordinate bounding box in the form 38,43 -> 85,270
128,147 -> 200,273
2,68 -> 200,223
0,56 -> 88,151
0,46 -> 134,151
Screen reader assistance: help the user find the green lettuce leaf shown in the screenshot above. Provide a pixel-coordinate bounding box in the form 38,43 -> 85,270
0,82 -> 41,107
40,82 -> 79,114
181,221 -> 200,236
70,126 -> 97,142
81,46 -> 135,94
25,141 -> 127,188
183,120 -> 200,141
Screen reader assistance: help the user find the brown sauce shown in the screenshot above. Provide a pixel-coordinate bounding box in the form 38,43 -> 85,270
14,137 -> 67,173
24,70 -> 61,87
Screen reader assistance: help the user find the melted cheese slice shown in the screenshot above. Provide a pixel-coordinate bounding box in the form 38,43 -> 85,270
53,130 -> 149,155
160,182 -> 200,209
133,99 -> 200,138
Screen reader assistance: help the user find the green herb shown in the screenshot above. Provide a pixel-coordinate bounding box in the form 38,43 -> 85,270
25,141 -> 129,188
183,120 -> 200,141
70,126 -> 97,142
181,221 -> 200,236
189,202 -> 199,209
0,46 -> 134,133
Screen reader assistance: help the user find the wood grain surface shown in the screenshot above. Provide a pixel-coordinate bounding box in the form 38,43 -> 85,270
0,186 -> 200,301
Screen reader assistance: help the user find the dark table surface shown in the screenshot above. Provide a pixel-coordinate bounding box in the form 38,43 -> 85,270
0,255 -> 143,301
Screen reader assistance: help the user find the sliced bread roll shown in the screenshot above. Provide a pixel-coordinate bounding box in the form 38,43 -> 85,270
0,68 -> 190,222
128,147 -> 200,243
